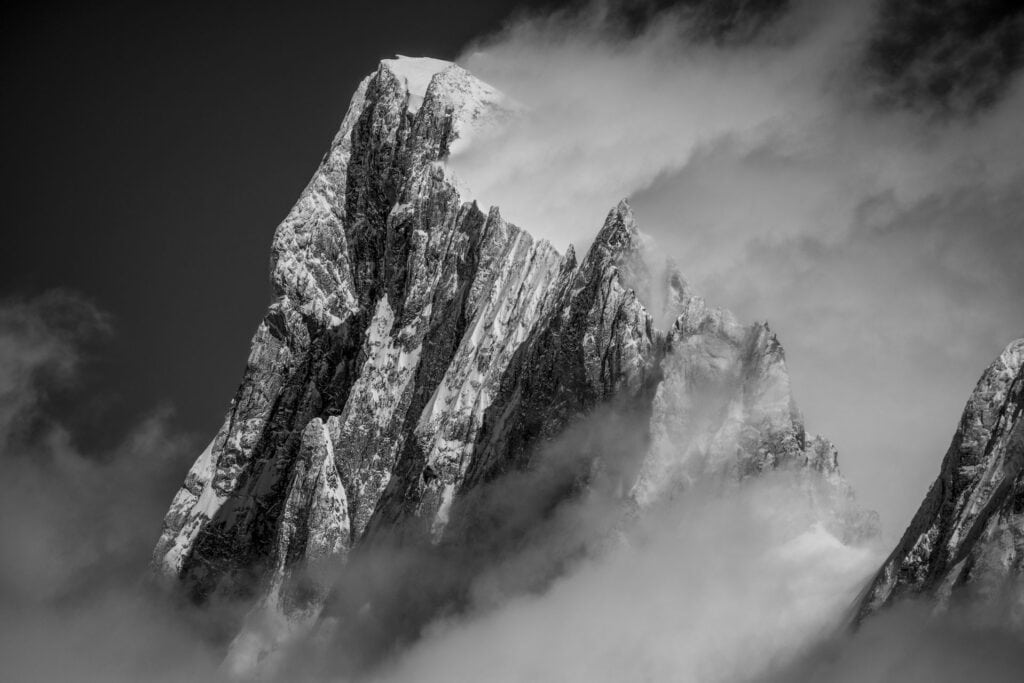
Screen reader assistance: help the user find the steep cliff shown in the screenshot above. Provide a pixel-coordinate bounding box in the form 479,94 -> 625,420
854,339 -> 1024,625
152,56 -> 874,667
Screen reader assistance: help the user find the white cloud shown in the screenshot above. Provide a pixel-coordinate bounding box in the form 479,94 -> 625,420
448,0 -> 1024,535
0,292 -> 226,682
372,476 -> 881,683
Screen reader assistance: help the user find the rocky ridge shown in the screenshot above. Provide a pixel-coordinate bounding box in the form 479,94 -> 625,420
854,338 -> 1024,625
152,56 -> 876,668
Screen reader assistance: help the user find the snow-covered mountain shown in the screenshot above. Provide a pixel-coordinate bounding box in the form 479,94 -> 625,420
152,56 -> 876,669
854,338 -> 1024,625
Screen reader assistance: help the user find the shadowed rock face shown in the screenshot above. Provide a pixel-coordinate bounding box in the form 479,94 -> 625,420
152,56 -> 874,667
854,339 -> 1024,626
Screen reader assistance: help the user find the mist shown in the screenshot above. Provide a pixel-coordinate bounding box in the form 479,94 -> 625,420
235,404 -> 886,683
0,292 -> 226,682
0,293 -> 882,683
769,599 -> 1024,683
448,0 -> 1024,537
368,476 -> 880,683
0,279 -> 1018,683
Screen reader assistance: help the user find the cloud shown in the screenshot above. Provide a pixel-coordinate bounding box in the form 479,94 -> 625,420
368,474 -> 881,683
448,0 -> 874,251
247,405 -> 888,683
447,0 -> 1024,536
0,290 -> 109,448
257,4 -> 1024,677
766,598 -> 1024,683
0,294 -> 1013,683
0,291 -> 226,682
865,0 -> 1024,117
266,407 -> 654,680
576,0 -> 793,43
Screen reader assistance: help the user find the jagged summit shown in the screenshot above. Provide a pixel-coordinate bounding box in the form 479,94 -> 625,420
154,56 -> 876,675
588,200 -> 692,329
593,199 -> 639,249
378,56 -> 508,124
380,55 -> 511,157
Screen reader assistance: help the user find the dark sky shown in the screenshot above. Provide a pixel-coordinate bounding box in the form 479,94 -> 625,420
0,1 -> 563,448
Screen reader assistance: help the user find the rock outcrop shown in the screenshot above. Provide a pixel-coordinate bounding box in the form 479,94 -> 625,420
152,56 -> 875,668
854,339 -> 1024,625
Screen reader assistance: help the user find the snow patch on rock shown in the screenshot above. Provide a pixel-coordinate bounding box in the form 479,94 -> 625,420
382,55 -> 453,113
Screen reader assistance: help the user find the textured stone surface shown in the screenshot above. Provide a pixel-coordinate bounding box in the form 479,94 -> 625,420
152,56 -> 874,667
854,339 -> 1024,625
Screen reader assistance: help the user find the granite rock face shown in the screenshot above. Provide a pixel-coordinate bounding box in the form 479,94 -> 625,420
854,339 -> 1024,625
152,56 -> 874,665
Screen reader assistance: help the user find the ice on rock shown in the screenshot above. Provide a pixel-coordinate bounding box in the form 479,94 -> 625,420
381,55 -> 452,113
381,55 -> 516,197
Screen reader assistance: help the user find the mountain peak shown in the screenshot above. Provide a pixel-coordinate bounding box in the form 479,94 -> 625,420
999,336 -> 1024,371
593,199 -> 639,250
379,55 -> 453,112
154,57 -> 875,674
